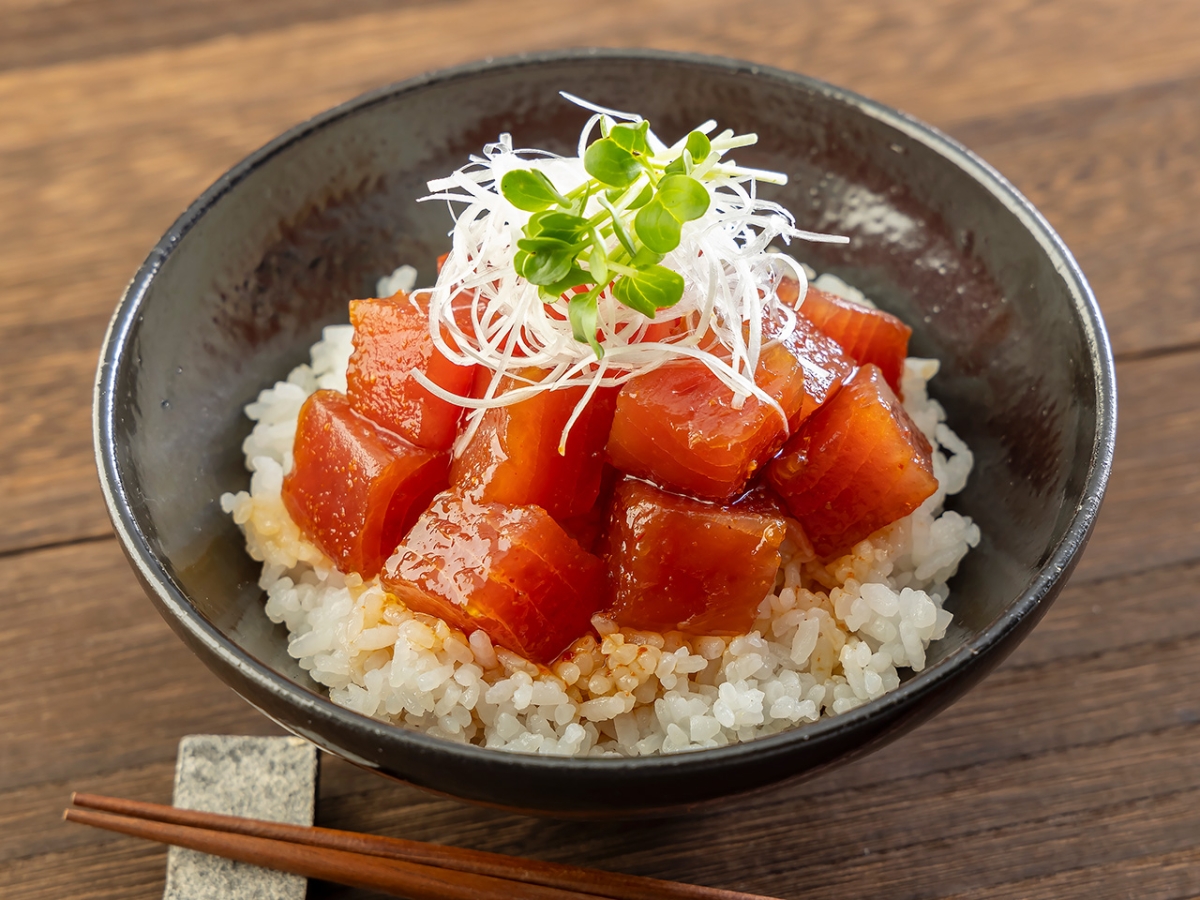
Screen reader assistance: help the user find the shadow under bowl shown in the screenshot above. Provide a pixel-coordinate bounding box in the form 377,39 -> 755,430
94,49 -> 1116,817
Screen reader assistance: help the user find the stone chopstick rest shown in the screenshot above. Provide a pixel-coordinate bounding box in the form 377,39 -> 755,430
162,735 -> 319,900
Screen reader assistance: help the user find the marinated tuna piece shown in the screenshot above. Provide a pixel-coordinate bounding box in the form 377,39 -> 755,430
607,307 -> 856,501
382,492 -> 608,664
346,291 -> 476,450
604,479 -> 786,635
450,369 -> 618,521
764,309 -> 858,426
767,365 -> 936,558
605,360 -> 785,501
780,280 -> 911,393
282,390 -> 450,577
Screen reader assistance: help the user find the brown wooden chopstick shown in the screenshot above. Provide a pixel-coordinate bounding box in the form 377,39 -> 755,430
65,806 -> 607,900
68,793 -> 781,900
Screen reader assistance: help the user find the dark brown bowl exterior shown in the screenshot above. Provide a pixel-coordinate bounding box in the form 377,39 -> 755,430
94,49 -> 1116,816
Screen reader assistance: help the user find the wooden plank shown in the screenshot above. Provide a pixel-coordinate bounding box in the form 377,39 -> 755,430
5,0 -> 1200,334
869,632 -> 1200,784
0,314 -> 114,553
1071,350 -> 1200,584
8,722 -> 1197,899
999,558 -> 1200,669
0,538 -> 280,794
788,726 -> 1200,878
6,0 -> 1200,127
0,760 -> 175,866
0,0 -> 425,72
955,75 -> 1200,358
0,839 -> 167,900
312,723 -> 1200,872
755,787 -> 1200,900
945,847 -> 1200,900
14,820 -> 1195,900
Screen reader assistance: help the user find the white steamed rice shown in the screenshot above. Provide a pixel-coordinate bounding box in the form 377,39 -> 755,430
220,279 -> 979,758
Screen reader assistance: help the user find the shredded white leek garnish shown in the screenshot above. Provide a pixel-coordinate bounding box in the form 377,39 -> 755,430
412,95 -> 848,454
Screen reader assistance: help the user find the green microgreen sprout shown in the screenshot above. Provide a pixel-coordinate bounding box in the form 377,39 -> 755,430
499,117 -> 733,357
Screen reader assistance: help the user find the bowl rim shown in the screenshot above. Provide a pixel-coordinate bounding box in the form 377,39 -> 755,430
93,46 -> 1117,777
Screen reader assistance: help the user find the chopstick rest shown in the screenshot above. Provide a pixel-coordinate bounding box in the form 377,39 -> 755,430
161,734 -> 317,900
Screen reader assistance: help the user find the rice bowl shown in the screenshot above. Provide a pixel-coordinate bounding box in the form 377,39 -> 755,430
94,50 -> 1114,814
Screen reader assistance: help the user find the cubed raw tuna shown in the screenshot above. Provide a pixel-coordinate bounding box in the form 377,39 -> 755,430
780,279 -> 911,393
450,369 -> 618,521
764,307 -> 858,426
603,478 -> 786,635
605,359 -> 783,501
606,302 -> 857,501
282,390 -> 449,577
346,291 -> 477,450
767,364 -> 937,558
382,492 -> 608,664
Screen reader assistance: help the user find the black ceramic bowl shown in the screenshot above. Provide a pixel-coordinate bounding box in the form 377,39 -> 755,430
95,49 -> 1116,816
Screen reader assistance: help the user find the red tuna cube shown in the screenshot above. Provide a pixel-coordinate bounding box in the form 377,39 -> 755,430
779,279 -> 911,393
605,319 -> 855,502
382,492 -> 608,664
767,364 -> 936,558
603,478 -> 786,635
282,390 -> 449,577
346,291 -> 477,450
764,307 -> 858,427
605,358 -> 784,501
450,368 -> 618,521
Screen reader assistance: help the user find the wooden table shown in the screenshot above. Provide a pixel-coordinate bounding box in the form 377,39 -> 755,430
3,1 -> 1199,897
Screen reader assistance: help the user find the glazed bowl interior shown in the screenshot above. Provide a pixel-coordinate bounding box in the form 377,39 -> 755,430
96,50 -> 1114,816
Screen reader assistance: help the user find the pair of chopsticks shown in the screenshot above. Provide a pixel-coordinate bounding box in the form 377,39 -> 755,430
65,793 -> 781,900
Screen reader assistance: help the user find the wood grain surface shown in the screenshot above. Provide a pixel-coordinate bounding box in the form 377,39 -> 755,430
2,1 -> 1198,897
